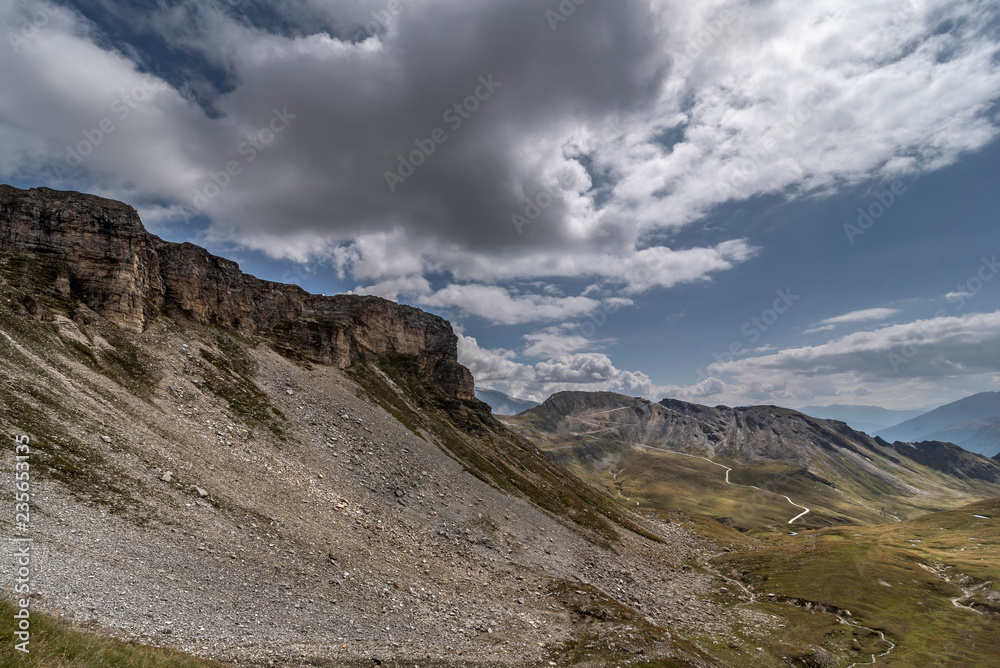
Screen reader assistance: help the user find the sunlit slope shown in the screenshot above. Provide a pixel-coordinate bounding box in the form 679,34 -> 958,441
714,497 -> 1000,666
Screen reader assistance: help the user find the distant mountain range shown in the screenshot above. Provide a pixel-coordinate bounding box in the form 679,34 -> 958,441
503,391 -> 1000,528
877,391 -> 1000,457
474,387 -> 540,415
799,404 -> 927,433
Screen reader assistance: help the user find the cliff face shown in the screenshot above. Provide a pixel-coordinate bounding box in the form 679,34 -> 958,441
0,185 -> 474,401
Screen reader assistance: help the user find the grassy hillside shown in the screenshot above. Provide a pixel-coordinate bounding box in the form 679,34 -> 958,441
714,497 -> 1000,666
505,393 -> 1000,530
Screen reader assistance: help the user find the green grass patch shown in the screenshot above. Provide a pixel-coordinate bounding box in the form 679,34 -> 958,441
0,599 -> 222,668
196,331 -> 288,440
715,498 -> 1000,666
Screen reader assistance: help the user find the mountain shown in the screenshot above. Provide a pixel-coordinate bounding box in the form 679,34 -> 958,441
474,387 -> 539,415
798,403 -> 926,433
504,391 -> 1000,529
1,185 -> 731,666
0,186 -> 476,401
877,391 -> 1000,455
922,417 -> 1000,458
4,185 -> 999,667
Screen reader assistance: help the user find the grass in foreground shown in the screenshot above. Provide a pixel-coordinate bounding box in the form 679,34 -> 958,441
0,600 -> 222,668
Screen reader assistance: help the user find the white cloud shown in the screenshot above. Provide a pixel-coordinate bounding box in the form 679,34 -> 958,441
460,334 -> 657,402
803,307 -> 901,335
351,275 -> 431,301
522,325 -> 596,358
2,0 -> 998,319
418,285 -> 602,325
815,307 -> 902,326
673,311 -> 1000,408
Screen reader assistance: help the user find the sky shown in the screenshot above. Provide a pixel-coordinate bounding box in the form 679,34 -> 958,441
1,0 -> 1000,410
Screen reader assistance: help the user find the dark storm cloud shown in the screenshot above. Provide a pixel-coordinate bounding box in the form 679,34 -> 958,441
188,0 -> 670,253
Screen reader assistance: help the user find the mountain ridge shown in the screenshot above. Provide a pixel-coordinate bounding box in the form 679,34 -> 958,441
877,390 -> 1000,456
798,403 -> 927,433
0,184 -> 474,402
505,391 -> 1000,527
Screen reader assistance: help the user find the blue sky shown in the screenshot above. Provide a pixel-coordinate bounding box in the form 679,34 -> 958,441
2,0 -> 999,409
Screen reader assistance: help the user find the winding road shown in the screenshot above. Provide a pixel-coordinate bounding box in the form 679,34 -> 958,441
569,407 -> 812,525
629,442 -> 811,524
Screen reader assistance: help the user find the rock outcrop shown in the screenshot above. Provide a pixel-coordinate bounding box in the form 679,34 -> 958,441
0,185 -> 473,401
530,391 -> 878,464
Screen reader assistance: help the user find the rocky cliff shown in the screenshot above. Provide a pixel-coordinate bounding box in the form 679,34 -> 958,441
0,185 -> 473,400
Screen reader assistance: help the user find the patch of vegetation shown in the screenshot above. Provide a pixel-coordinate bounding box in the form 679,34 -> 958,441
714,497 -> 1000,666
347,361 -> 426,440
0,253 -> 73,313
0,374 -> 145,519
0,599 -> 223,668
543,580 -> 709,667
196,331 -> 288,440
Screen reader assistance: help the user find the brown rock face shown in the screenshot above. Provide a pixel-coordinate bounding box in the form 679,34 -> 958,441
0,185 -> 474,401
